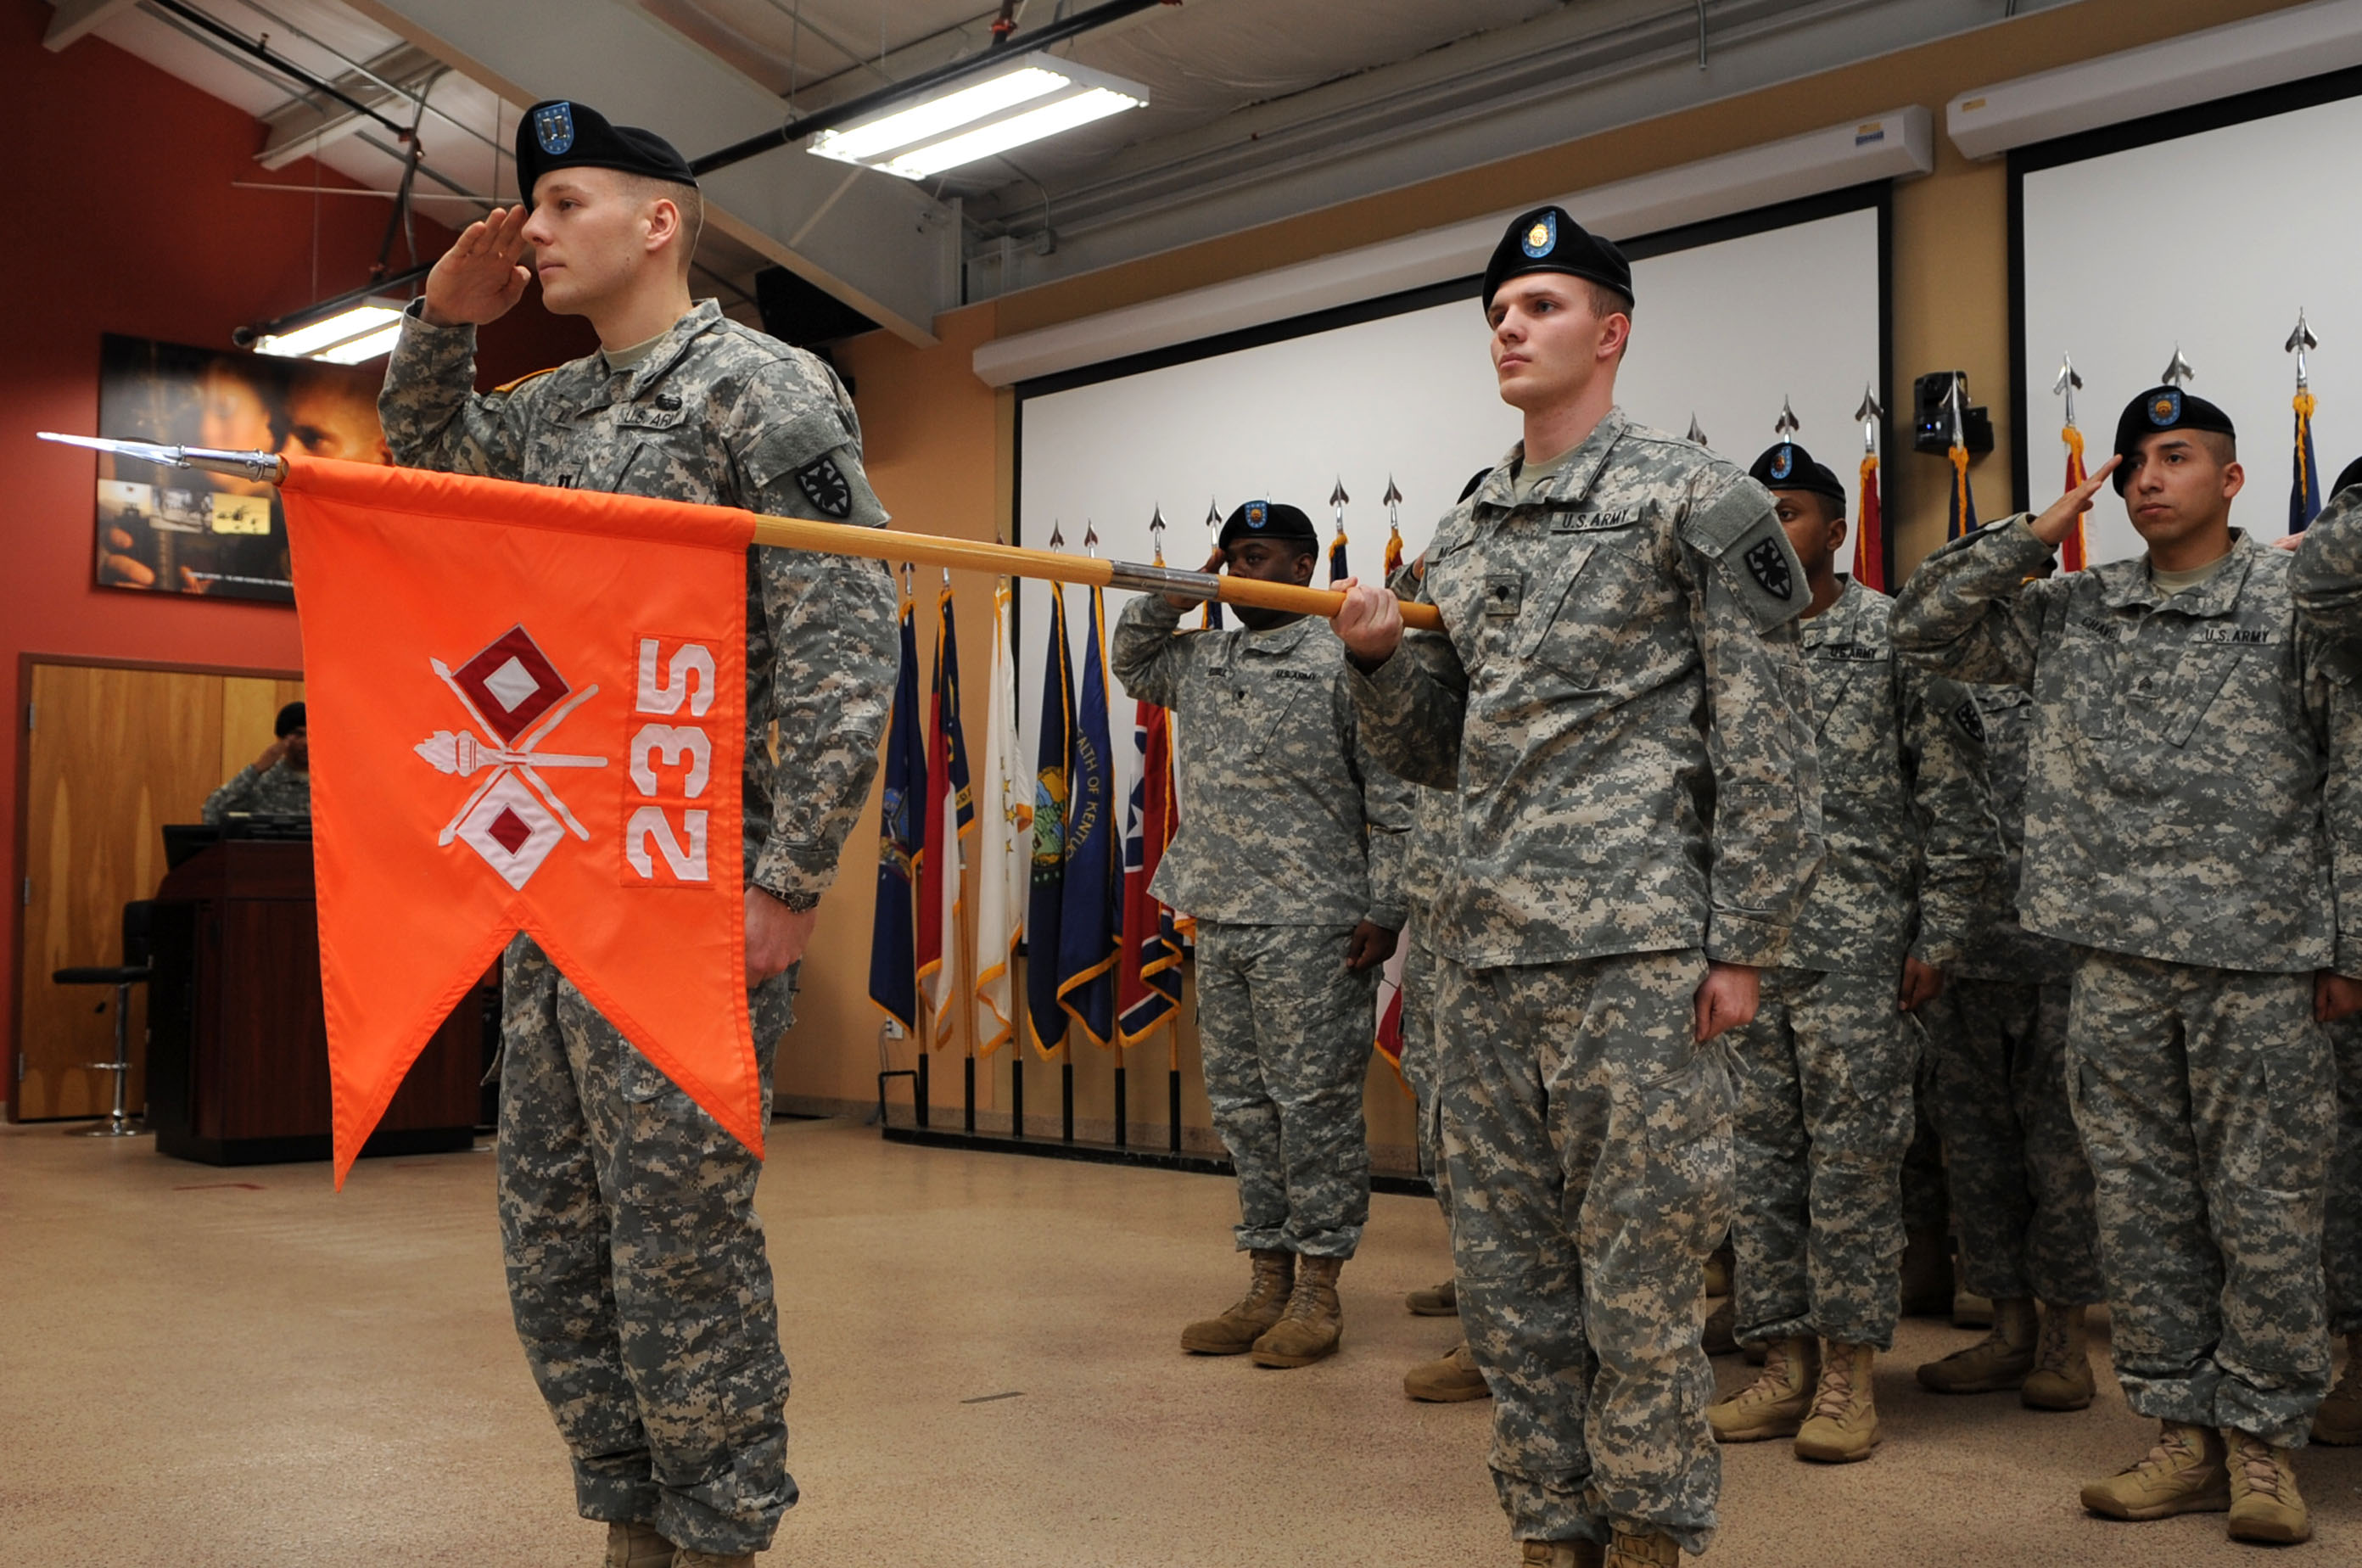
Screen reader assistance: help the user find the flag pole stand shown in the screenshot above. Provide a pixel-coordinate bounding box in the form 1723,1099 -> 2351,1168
1010,1056 -> 1026,1140
1113,1058 -> 1128,1148
1061,1057 -> 1075,1144
963,1055 -> 977,1134
1168,1068 -> 1183,1155
915,1050 -> 931,1129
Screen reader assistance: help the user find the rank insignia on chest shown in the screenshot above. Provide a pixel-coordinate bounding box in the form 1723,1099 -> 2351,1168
1951,699 -> 1986,743
534,102 -> 575,155
1743,536 -> 1794,601
797,456 -> 853,519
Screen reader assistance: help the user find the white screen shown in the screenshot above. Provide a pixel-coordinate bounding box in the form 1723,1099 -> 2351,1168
2021,90 -> 2362,566
1014,201 -> 1883,804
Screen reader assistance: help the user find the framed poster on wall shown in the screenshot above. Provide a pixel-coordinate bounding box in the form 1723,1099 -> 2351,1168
91,333 -> 392,604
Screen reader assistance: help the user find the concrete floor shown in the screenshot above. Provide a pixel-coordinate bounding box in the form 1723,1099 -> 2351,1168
0,1116 -> 2354,1567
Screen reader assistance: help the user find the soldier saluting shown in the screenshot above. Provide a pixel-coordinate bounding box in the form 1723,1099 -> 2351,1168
1332,207 -> 1826,1568
1892,384 -> 2362,1547
377,102 -> 898,1568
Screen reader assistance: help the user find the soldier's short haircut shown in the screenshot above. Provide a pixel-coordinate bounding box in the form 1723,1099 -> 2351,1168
1585,282 -> 1634,323
623,173 -> 704,277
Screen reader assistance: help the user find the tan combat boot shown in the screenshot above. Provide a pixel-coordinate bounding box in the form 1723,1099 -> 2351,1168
2020,1303 -> 2096,1411
1406,1276 -> 1458,1316
1518,1538 -> 1604,1568
1917,1296 -> 2036,1394
602,1522 -> 674,1568
2313,1331 -> 2362,1445
2225,1428 -> 2312,1544
2079,1421 -> 2230,1520
673,1554 -> 754,1568
1405,1341 -> 1492,1402
1180,1248 -> 1293,1355
1953,1288 -> 1995,1330
1604,1529 -> 1680,1568
1794,1341 -> 1880,1463
1706,1335 -> 1817,1442
1251,1254 -> 1344,1367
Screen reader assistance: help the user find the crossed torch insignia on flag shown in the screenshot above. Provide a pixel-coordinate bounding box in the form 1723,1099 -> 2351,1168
412,624 -> 608,889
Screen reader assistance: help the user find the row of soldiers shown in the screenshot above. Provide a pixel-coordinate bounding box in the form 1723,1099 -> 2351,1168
1118,201 -> 2362,1566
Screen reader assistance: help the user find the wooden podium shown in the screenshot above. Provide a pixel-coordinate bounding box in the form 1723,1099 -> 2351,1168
146,839 -> 490,1165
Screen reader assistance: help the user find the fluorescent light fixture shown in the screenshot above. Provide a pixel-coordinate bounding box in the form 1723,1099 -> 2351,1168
254,300 -> 406,361
806,52 -> 1146,181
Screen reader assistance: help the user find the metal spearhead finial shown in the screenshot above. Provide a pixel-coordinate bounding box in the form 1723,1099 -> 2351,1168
1083,522 -> 1099,557
2053,352 -> 2084,427
1381,475 -> 1403,522
1855,386 -> 1882,453
1946,377 -> 1967,449
1329,476 -> 1349,519
1686,413 -> 1709,446
2288,309 -> 2320,389
1148,503 -> 1167,564
1049,520 -> 1066,550
1204,496 -> 1221,535
1774,396 -> 1801,440
2161,345 -> 2196,388
38,430 -> 284,483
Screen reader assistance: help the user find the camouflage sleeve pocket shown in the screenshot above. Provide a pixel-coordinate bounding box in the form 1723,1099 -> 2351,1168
742,406 -> 889,528
1682,478 -> 1807,631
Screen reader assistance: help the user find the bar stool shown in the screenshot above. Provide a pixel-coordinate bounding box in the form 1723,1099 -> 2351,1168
50,899 -> 154,1138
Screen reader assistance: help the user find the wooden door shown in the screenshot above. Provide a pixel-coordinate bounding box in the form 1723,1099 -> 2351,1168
15,661 -> 301,1120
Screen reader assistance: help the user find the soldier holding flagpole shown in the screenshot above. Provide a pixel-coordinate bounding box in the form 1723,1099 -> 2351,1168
376,99 -> 898,1568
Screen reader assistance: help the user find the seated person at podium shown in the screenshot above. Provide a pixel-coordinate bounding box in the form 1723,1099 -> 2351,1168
202,701 -> 310,823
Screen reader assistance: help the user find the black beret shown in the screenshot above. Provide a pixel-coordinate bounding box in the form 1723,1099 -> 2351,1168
275,701 -> 307,737
2111,385 -> 2235,494
516,100 -> 697,204
1481,207 -> 1633,313
1748,441 -> 1848,505
1217,500 -> 1318,549
2334,456 -> 2362,500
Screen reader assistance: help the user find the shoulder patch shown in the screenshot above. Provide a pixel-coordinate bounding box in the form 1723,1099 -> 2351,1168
1682,475 -> 1777,559
492,367 -> 558,395
1951,697 -> 1987,743
1743,536 -> 1794,601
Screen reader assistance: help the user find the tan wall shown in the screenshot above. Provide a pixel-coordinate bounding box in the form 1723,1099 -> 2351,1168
783,0 -> 2307,1152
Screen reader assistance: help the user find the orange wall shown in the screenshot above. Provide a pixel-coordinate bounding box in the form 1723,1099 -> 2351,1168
2,1 -> 593,1079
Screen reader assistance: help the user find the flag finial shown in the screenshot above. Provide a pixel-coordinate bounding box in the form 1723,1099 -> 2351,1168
1854,385 -> 1882,453
1945,377 -> 1968,448
1329,477 -> 1349,510
2288,309 -> 2320,389
1774,396 -> 1800,440
1686,413 -> 1709,446
1083,522 -> 1099,557
1049,521 -> 1066,550
2161,345 -> 2197,388
1381,475 -> 1403,516
2053,352 -> 2083,428
1148,504 -> 1167,565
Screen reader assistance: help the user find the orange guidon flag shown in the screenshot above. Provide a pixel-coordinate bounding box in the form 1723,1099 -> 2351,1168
279,454 -> 759,1184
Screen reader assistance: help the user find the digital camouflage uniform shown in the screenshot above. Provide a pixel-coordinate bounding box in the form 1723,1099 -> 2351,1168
200,759 -> 311,823
1351,408 -> 1825,1552
2288,491 -> 2362,1341
378,297 -> 898,1552
1895,520 -> 2359,1447
1927,682 -> 2103,1308
1111,596 -> 1409,1258
1726,580 -> 1997,1353
1399,784 -> 1458,1221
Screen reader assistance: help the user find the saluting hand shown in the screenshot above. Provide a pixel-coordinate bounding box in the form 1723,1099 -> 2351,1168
1333,579 -> 1403,670
423,205 -> 533,328
2029,455 -> 2120,548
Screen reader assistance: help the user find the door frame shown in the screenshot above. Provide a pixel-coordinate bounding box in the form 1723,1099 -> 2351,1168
10,652 -> 305,1122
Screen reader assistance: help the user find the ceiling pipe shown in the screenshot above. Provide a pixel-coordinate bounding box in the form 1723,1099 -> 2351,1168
686,0 -> 1173,178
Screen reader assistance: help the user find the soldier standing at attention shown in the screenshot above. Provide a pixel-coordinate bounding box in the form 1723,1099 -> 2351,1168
1395,473 -> 1496,1407
202,700 -> 311,822
1332,207 -> 1825,1568
1913,600 -> 2108,1414
1111,500 -> 1409,1369
1892,387 -> 2362,1547
1704,441 -> 1997,1464
378,101 -> 898,1568
2280,453 -> 2362,1448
